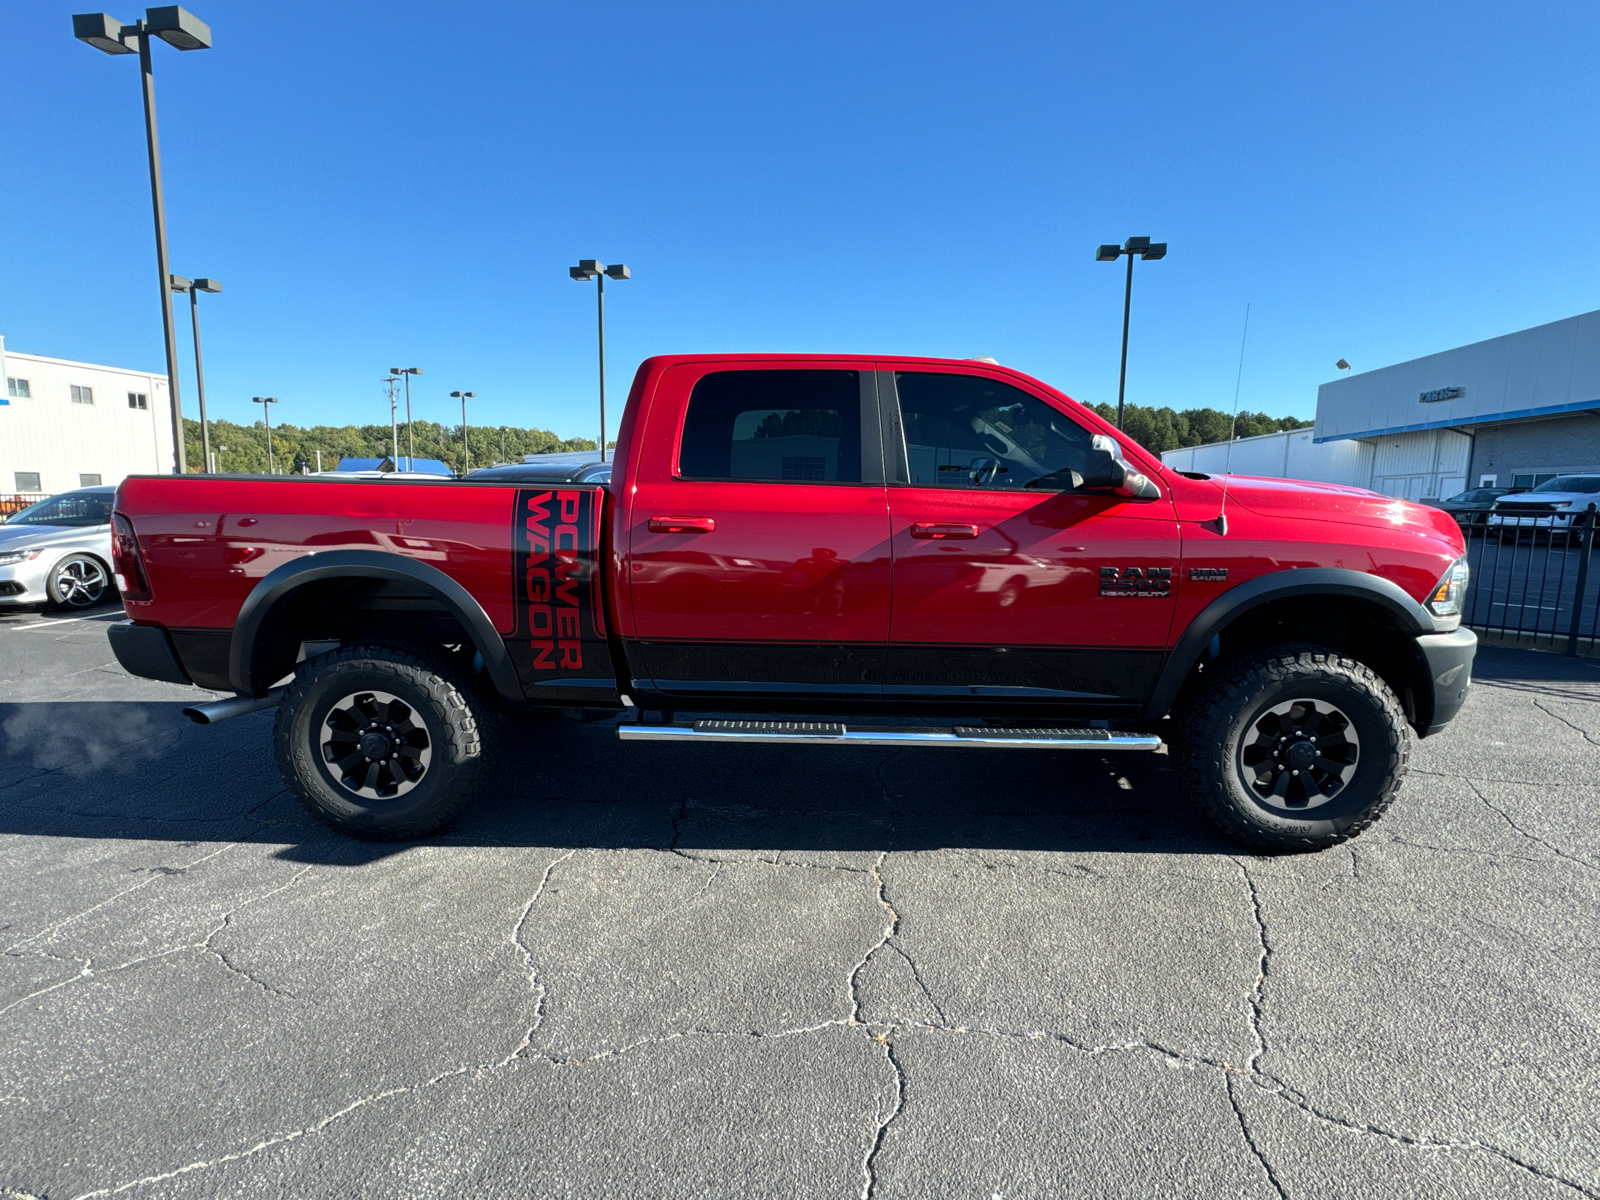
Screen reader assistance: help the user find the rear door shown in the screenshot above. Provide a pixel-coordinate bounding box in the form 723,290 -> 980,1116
625,362 -> 892,698
881,365 -> 1180,707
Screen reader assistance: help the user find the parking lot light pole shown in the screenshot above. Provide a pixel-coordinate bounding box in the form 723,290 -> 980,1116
390,367 -> 422,470
73,8 -> 213,474
1095,237 -> 1167,430
569,261 -> 629,463
450,391 -> 475,473
252,395 -> 278,473
171,274 -> 220,471
381,374 -> 401,464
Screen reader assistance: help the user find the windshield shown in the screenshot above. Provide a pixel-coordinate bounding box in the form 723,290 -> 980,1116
1532,476 -> 1600,494
5,490 -> 113,527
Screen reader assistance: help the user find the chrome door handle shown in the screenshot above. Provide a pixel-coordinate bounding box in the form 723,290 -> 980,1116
649,516 -> 715,533
910,522 -> 979,539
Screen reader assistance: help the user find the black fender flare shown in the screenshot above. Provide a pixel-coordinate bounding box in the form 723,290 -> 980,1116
1142,567 -> 1439,719
229,550 -> 524,703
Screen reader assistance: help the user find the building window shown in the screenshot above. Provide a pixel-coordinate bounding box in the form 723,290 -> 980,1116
1511,472 -> 1560,489
70,385 -> 94,405
15,472 -> 41,493
128,392 -> 148,410
6,377 -> 29,399
79,474 -> 103,487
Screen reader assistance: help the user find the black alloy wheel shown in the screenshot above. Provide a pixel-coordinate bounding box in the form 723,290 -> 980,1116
319,689 -> 433,800
1237,698 -> 1360,811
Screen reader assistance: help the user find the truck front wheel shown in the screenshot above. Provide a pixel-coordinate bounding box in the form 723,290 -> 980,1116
274,642 -> 490,840
1172,644 -> 1410,852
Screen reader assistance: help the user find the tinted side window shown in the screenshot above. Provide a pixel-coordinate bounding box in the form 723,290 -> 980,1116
896,372 -> 1094,491
679,370 -> 861,483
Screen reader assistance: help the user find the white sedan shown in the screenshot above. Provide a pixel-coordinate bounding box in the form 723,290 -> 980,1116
0,487 -> 117,610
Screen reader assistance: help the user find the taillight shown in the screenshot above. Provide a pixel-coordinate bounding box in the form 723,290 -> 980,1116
111,513 -> 152,601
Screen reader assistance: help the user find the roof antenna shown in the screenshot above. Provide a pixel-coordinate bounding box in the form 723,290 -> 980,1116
1212,302 -> 1251,537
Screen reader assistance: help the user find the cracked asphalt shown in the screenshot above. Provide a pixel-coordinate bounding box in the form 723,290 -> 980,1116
1,605 -> 1598,1199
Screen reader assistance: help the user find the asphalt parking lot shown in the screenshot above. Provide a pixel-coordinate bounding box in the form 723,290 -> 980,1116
1,605 -> 1598,1199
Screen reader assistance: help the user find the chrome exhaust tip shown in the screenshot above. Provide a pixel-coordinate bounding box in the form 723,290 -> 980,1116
182,687 -> 286,726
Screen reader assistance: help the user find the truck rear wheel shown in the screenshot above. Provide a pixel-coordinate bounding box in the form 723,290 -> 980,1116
274,642 -> 490,840
1172,644 -> 1409,852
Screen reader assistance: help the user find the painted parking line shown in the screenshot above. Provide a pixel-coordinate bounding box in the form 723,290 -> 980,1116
4,611 -> 125,631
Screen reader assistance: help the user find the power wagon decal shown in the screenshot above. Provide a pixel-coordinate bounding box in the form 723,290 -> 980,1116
509,487 -> 613,701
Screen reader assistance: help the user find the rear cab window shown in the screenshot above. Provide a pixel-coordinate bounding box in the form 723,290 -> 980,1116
677,370 -> 862,483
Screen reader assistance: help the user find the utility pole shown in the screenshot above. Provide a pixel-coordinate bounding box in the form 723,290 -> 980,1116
390,367 -> 422,469
382,373 -> 401,465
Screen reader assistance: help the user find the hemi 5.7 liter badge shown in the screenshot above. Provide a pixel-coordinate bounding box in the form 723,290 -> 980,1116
1099,566 -> 1172,597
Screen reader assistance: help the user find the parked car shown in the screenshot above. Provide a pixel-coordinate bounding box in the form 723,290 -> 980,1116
1426,486 -> 1519,524
107,353 -> 1475,853
467,460 -> 613,485
0,486 -> 117,610
1486,475 -> 1600,535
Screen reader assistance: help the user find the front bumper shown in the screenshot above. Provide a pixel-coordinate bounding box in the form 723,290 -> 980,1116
108,620 -> 192,685
1415,626 -> 1477,737
0,559 -> 48,604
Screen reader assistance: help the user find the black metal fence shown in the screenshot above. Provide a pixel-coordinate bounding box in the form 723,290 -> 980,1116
0,493 -> 46,521
1457,502 -> 1600,656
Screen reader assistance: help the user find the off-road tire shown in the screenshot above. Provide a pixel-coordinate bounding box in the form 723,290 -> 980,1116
274,641 -> 490,840
1172,643 -> 1409,852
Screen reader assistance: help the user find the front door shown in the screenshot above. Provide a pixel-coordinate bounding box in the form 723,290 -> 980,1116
626,363 -> 892,698
882,365 -> 1181,707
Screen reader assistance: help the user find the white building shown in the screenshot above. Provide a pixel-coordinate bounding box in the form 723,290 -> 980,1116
0,335 -> 175,497
1162,307 -> 1600,500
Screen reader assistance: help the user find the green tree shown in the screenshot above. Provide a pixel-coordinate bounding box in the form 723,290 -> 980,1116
186,417 -> 597,475
1086,402 -> 1311,455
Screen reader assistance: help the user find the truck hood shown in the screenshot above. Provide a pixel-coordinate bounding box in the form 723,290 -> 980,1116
1210,475 -> 1461,541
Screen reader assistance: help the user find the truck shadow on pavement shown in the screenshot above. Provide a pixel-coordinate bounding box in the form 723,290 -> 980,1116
0,699 -> 1239,862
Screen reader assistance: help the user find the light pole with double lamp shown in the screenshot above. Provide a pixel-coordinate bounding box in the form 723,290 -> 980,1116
389,367 -> 422,470
1095,236 -> 1167,430
170,274 -> 220,471
252,396 -> 278,474
382,374 -> 402,464
569,260 -> 629,463
73,7 -> 213,475
450,392 -> 475,473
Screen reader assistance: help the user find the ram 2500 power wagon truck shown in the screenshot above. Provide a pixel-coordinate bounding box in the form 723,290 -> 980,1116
106,354 -> 1477,851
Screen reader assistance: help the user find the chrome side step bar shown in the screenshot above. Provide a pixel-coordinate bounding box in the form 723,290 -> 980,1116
619,719 -> 1161,751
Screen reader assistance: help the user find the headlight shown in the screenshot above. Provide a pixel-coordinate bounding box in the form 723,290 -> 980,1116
1426,556 -> 1470,617
0,548 -> 42,567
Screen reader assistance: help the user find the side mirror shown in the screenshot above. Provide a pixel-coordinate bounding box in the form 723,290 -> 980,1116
1084,435 -> 1160,499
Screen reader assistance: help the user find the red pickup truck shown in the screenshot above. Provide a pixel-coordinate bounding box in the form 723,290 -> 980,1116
107,354 -> 1476,851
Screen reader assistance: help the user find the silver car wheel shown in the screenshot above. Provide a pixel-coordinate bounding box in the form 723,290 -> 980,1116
319,689 -> 433,800
51,555 -> 109,609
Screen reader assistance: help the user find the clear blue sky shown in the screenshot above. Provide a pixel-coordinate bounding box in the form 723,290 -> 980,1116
3,2 -> 1598,444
